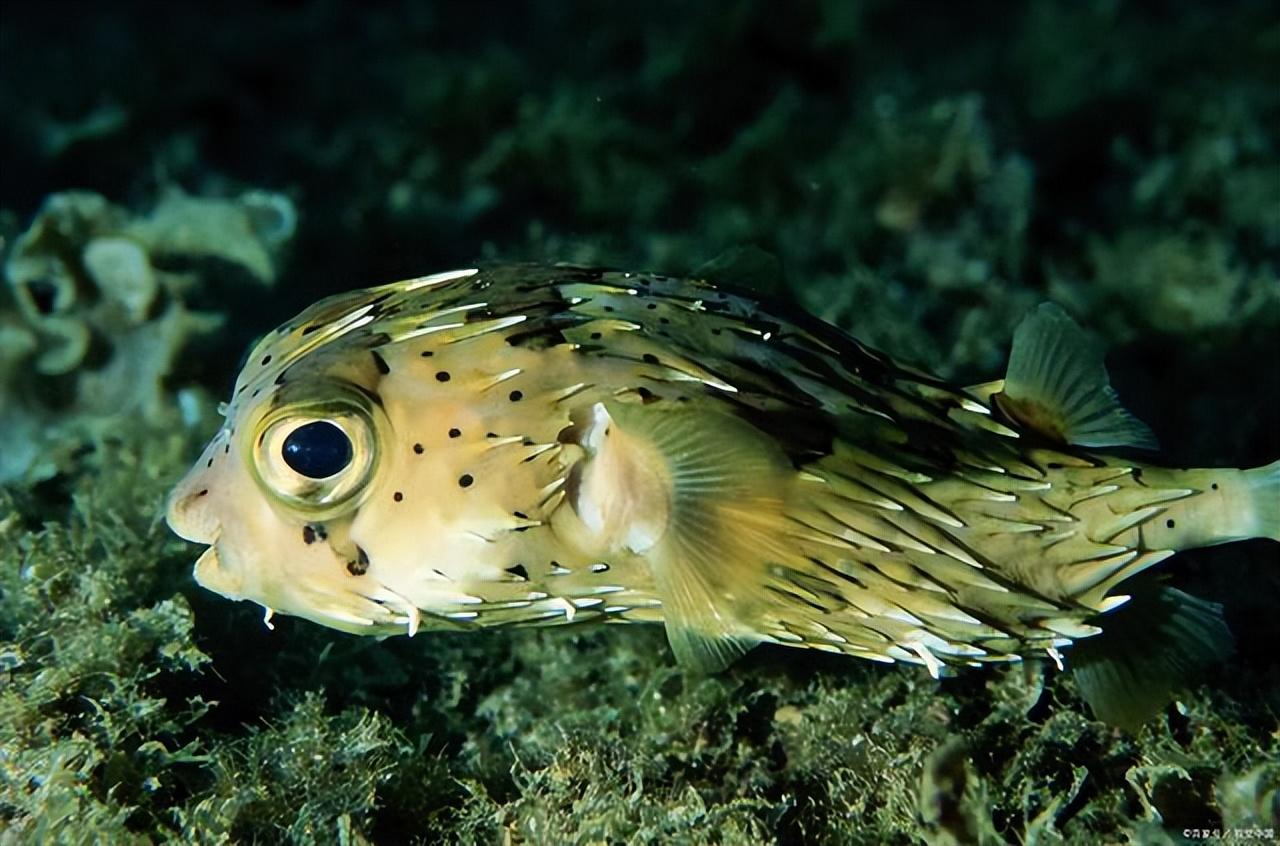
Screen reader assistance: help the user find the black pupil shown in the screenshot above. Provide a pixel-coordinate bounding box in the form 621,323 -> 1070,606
282,421 -> 353,479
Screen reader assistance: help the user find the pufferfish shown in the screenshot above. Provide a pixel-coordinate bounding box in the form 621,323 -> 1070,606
167,264 -> 1279,727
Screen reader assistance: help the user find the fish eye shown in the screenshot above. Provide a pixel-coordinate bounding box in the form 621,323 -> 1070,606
282,420 -> 353,479
251,398 -> 379,517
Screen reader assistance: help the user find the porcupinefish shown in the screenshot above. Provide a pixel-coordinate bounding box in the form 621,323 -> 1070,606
167,265 -> 1279,726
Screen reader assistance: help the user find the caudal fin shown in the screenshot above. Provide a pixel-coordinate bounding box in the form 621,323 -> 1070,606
1243,459 -> 1280,542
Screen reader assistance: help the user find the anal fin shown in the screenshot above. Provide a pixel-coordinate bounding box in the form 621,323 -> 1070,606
1069,583 -> 1233,731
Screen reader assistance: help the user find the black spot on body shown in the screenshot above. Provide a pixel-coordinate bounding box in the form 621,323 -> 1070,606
420,350 -> 434,357
509,390 -> 523,402
459,474 -> 474,488
394,491 -> 404,502
302,324 -> 322,336
590,332 -> 602,340
261,355 -> 272,366
413,443 -> 424,454
449,428 -> 461,438
347,546 -> 371,576
1166,518 -> 1176,529
513,511 -> 528,519
436,371 -> 451,382
1211,482 -> 1219,490
643,353 -> 659,365
371,350 -> 390,375
646,303 -> 657,310
302,525 -> 316,544
505,564 -> 529,580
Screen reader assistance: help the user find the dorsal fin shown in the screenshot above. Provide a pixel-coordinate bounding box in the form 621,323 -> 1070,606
569,401 -> 796,671
694,245 -> 785,300
995,304 -> 1157,450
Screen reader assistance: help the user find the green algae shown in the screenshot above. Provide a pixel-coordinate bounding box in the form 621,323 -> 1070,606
2,1 -> 1279,843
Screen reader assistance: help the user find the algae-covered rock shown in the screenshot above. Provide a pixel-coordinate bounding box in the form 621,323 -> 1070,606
0,187 -> 296,482
1072,230 -> 1280,341
125,188 -> 297,285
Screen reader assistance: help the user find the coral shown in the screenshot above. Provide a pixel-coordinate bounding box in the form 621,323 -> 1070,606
0,188 -> 295,482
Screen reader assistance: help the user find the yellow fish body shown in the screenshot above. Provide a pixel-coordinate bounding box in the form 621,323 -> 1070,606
167,265 -> 1278,719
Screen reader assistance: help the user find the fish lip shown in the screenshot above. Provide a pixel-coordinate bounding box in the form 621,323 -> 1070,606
192,538 -> 247,599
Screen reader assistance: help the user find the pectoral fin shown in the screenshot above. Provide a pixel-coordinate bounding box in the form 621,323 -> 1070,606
569,400 -> 796,672
996,304 -> 1157,450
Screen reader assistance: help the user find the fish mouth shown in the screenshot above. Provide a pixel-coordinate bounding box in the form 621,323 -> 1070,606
193,539 -> 409,636
191,541 -> 248,600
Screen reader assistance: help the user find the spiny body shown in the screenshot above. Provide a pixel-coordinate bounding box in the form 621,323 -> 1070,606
168,265 -> 1278,698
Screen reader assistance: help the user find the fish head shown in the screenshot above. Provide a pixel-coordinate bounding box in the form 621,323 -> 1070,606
167,362 -> 406,634
166,269 -> 590,636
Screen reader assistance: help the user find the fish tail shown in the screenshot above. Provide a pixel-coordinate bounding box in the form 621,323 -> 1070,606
1143,460 -> 1280,551
1243,459 -> 1280,542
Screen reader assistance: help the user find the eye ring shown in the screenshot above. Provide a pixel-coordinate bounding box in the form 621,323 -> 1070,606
250,392 -> 380,517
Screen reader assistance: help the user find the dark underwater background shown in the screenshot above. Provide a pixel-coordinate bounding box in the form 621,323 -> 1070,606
1,1 -> 1278,843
